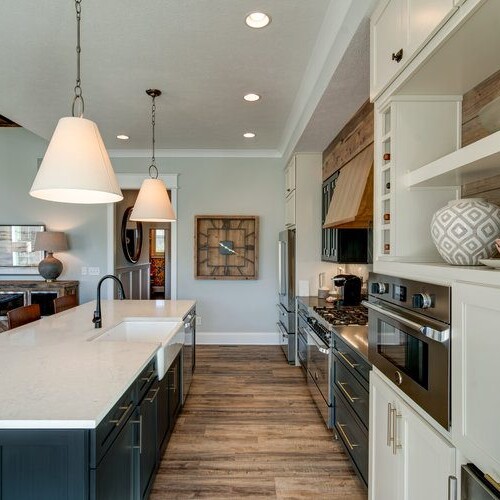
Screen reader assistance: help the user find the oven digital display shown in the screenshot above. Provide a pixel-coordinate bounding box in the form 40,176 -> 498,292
392,284 -> 407,302
377,319 -> 428,389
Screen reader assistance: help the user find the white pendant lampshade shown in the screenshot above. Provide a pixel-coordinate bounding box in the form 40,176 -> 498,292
130,178 -> 176,222
30,117 -> 123,204
130,89 -> 176,222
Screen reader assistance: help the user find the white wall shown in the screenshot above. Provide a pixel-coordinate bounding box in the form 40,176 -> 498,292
0,128 -> 108,304
112,156 -> 284,336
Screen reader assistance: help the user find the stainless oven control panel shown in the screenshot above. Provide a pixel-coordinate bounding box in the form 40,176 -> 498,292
368,273 -> 450,324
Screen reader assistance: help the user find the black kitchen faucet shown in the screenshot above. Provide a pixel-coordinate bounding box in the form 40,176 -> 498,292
92,274 -> 126,328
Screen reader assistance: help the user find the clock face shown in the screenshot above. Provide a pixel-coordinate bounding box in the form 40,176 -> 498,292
195,216 -> 259,279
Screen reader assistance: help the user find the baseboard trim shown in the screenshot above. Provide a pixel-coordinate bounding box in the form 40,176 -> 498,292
196,331 -> 280,345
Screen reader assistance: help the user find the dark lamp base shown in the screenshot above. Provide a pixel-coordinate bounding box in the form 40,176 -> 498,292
38,253 -> 63,281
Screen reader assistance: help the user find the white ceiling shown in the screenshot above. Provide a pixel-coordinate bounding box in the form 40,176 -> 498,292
0,0 -> 375,157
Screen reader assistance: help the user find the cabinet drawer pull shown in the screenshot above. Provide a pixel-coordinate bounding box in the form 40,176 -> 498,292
146,387 -> 160,403
110,403 -> 133,427
387,403 -> 393,447
392,48 -> 403,62
337,351 -> 358,369
131,415 -> 143,454
391,407 -> 402,455
338,382 -> 359,403
337,423 -> 358,450
141,370 -> 155,385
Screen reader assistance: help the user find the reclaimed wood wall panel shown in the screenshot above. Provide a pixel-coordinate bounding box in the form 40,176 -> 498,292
0,115 -> 19,127
322,100 -> 374,181
462,173 -> 500,206
462,68 -> 500,147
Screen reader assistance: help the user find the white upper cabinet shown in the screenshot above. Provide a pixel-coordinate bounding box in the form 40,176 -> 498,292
406,0 -> 455,55
371,0 -> 406,99
284,190 -> 296,228
284,157 -> 296,198
371,0 -> 456,99
452,282 -> 500,483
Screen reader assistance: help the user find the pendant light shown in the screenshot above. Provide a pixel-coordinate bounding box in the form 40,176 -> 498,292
30,0 -> 123,204
130,90 -> 176,222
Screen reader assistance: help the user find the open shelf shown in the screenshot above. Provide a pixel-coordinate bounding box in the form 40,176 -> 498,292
406,130 -> 500,188
374,259 -> 500,287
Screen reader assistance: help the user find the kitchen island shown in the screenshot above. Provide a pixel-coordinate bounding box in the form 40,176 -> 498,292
0,299 -> 195,500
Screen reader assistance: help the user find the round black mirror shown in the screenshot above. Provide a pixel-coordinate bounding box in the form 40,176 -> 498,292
121,207 -> 143,263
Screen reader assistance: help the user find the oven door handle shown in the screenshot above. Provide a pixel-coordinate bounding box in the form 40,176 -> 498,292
362,300 -> 450,343
306,326 -> 331,354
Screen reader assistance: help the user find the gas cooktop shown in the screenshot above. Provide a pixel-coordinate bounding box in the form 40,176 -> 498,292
306,302 -> 368,347
313,303 -> 368,326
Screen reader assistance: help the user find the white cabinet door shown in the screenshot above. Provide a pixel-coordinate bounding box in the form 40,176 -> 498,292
371,371 -> 456,500
370,371 -> 404,500
404,398 -> 456,500
452,282 -> 500,483
285,190 -> 295,228
371,0 -> 406,97
406,0 -> 455,55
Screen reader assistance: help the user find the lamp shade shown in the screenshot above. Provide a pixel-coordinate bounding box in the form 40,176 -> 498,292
30,117 -> 123,204
130,178 -> 176,222
34,231 -> 68,252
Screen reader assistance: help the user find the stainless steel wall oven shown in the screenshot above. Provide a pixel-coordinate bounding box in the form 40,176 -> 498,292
365,273 -> 451,429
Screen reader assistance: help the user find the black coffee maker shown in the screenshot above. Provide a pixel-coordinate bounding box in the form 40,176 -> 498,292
332,274 -> 362,306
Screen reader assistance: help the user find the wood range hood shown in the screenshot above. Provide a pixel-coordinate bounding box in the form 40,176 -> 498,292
323,143 -> 374,229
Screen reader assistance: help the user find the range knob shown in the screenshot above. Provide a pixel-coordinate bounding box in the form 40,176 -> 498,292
371,282 -> 388,294
412,293 -> 432,309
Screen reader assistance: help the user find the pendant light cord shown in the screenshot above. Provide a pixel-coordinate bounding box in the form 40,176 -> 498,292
149,94 -> 159,179
72,0 -> 84,118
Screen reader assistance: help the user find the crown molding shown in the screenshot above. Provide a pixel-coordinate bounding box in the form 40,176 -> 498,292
108,148 -> 282,159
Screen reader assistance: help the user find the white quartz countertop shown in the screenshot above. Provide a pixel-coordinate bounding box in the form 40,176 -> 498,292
0,299 -> 195,429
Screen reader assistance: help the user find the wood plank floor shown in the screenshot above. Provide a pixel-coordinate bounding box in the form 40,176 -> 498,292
151,346 -> 366,499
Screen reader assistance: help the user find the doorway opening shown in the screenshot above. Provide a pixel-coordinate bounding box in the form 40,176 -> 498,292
149,226 -> 171,299
107,173 -> 178,300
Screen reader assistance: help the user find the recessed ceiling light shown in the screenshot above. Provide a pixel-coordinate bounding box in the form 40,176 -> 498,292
116,134 -> 129,140
243,132 -> 256,138
244,93 -> 261,102
245,12 -> 271,29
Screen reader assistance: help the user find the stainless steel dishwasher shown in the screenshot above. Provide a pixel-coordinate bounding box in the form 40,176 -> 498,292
182,307 -> 196,404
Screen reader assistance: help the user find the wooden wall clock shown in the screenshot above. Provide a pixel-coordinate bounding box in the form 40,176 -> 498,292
194,215 -> 259,280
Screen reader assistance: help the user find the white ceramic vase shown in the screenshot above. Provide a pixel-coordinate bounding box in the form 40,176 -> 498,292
431,198 -> 500,265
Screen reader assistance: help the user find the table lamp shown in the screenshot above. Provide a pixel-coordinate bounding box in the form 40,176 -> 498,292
34,231 -> 68,281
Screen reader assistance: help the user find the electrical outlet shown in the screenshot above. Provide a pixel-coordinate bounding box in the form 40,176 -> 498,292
88,267 -> 100,276
196,316 -> 202,326
81,267 -> 88,276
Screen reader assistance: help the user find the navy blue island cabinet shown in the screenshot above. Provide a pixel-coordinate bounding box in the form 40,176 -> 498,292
0,351 -> 183,500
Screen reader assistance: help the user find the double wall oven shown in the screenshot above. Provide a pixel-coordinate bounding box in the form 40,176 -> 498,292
364,273 -> 451,429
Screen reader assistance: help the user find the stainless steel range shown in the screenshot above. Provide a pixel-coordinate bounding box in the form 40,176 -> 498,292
305,301 -> 368,429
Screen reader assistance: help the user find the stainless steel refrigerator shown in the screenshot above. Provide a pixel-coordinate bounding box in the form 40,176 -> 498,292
277,229 -> 296,364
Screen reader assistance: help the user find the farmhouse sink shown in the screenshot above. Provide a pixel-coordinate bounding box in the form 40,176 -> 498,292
91,320 -> 184,379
